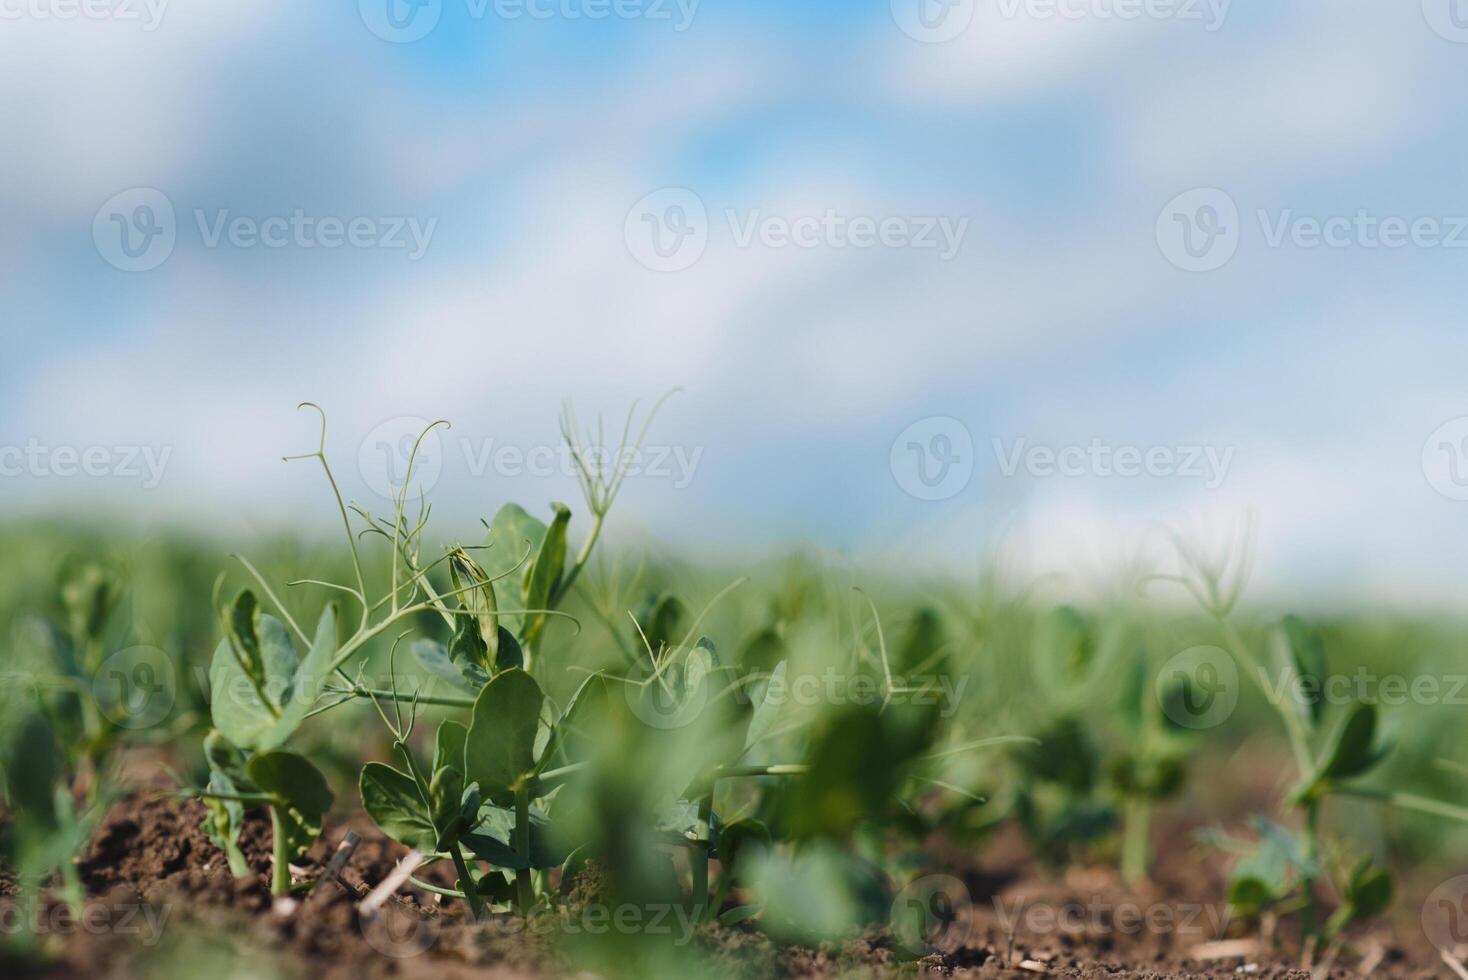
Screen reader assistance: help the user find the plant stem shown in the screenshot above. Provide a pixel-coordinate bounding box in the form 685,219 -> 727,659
1299,798 -> 1319,939
269,806 -> 291,896
551,512 -> 604,607
514,785 -> 533,914
1121,799 -> 1151,885
1332,786 -> 1468,823
712,763 -> 810,780
450,846 -> 487,920
691,794 -> 712,920
333,686 -> 475,709
1216,616 -> 1312,776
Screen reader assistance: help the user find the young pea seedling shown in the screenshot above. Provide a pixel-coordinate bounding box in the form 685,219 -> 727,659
1165,515 -> 1468,957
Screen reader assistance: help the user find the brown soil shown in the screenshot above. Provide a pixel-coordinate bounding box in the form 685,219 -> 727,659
0,790 -> 1442,979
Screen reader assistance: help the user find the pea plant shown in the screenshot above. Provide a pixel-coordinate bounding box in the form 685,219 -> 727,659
184,397 -> 691,899
1165,517 -> 1468,955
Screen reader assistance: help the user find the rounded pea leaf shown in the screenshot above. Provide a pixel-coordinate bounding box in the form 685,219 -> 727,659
209,613 -> 298,751
247,750 -> 334,815
412,638 -> 488,694
247,750 -> 334,861
487,503 -> 548,635
465,668 -> 545,805
1318,703 -> 1390,783
360,762 -> 436,852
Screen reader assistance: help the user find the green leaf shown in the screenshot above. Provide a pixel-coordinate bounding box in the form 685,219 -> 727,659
360,763 -> 435,852
720,905 -> 761,926
447,607 -> 489,670
738,626 -> 785,677
449,549 -> 499,661
494,627 -> 524,672
1345,858 -> 1393,920
263,604 -> 337,748
1015,717 -> 1099,794
463,807 -> 567,869
201,730 -> 253,877
717,819 -> 771,885
1318,703 -> 1391,784
522,503 -> 571,646
412,638 -> 489,694
209,613 -> 298,750
227,590 -> 261,676
1,714 -> 61,825
247,750 -> 333,860
487,503 -> 548,635
636,592 -> 685,656
248,750 -> 334,814
434,720 -> 469,774
894,607 -> 945,676
465,668 -> 545,805
536,672 -> 608,774
429,764 -> 465,848
1275,615 -> 1327,728
743,661 -> 787,752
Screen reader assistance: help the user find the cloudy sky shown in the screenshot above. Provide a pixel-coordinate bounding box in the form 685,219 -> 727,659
4,1 -> 1468,607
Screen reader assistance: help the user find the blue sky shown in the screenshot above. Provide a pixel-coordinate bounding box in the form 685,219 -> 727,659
5,1 -> 1468,607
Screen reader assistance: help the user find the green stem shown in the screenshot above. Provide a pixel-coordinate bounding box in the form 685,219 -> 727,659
551,512 -> 604,607
691,794 -> 712,920
269,806 -> 291,896
712,763 -> 810,780
1121,799 -> 1151,885
514,785 -> 533,914
450,846 -> 487,920
333,686 -> 475,709
1299,798 -> 1319,939
1217,616 -> 1312,776
189,789 -> 278,805
1332,786 -> 1468,823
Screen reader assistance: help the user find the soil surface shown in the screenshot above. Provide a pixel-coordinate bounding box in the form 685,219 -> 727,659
0,789 -> 1446,979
